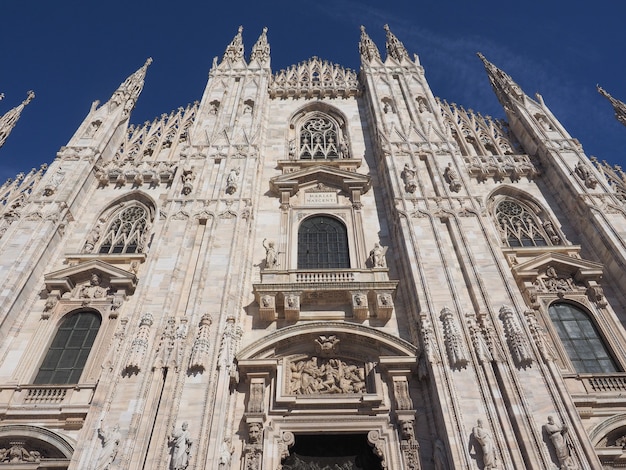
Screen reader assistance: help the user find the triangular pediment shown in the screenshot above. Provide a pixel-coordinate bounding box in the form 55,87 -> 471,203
270,165 -> 371,197
512,251 -> 603,283
44,259 -> 137,295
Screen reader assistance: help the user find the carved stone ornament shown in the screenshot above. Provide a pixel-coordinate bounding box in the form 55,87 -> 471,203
181,167 -> 194,195
218,316 -> 243,373
499,305 -> 533,368
401,164 -> 417,193
574,162 -> 598,189
188,314 -> 212,373
248,380 -> 265,414
77,273 -> 110,303
399,420 -> 421,470
97,160 -> 177,188
392,377 -> 414,411
470,419 -> 497,470
368,242 -> 387,268
467,312 -> 493,365
544,416 -> 578,469
537,265 -> 573,295
278,431 -> 295,465
444,163 -> 462,193
96,424 -> 121,470
524,309 -> 556,363
262,238 -> 278,269
83,218 -> 106,253
287,356 -> 366,395
418,313 -> 441,371
0,441 -> 42,463
124,312 -> 153,374
225,167 -> 240,194
367,430 -> 387,468
440,307 -> 469,369
314,335 -> 340,357
269,57 -> 360,99
168,421 -> 192,470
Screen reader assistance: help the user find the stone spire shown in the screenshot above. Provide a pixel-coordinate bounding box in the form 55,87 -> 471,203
477,52 -> 525,107
598,85 -> 626,127
0,91 -> 35,149
359,25 -> 381,63
222,26 -> 245,64
384,24 -> 410,62
250,27 -> 270,64
108,58 -> 153,115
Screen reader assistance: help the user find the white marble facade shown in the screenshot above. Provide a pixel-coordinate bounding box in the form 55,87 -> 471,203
1,25 -> 626,469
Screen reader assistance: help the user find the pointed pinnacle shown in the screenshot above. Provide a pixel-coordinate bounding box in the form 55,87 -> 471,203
251,26 -> 270,63
222,26 -> 245,64
0,90 -> 36,149
597,85 -> 626,128
383,24 -> 409,62
359,25 -> 381,63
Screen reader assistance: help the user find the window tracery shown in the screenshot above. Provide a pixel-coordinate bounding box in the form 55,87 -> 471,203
97,204 -> 150,254
495,199 -> 549,247
298,116 -> 340,160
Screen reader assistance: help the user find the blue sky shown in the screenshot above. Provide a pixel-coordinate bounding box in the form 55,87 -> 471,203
1,1 -> 625,182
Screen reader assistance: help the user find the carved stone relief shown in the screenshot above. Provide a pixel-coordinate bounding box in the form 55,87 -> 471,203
0,441 -> 42,463
287,356 -> 366,395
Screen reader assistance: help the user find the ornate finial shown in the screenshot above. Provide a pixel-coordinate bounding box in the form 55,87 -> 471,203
222,25 -> 245,64
476,52 -> 524,106
597,85 -> 626,127
0,93 -> 4,102
108,58 -> 153,115
383,24 -> 409,62
359,25 -> 381,63
0,90 -> 36,149
250,26 -> 270,63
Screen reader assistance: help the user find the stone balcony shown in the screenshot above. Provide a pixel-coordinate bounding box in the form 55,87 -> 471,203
253,268 -> 398,322
0,384 -> 96,425
564,373 -> 626,409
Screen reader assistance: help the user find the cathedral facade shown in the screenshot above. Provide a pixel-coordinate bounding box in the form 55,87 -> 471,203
1,25 -> 626,469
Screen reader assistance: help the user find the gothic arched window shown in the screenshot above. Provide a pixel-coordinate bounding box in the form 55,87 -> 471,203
34,311 -> 101,384
549,302 -> 618,373
99,204 -> 149,254
298,216 -> 349,269
299,115 -> 339,160
495,199 -> 548,247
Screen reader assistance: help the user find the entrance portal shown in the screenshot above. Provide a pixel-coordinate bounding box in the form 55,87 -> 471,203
281,434 -> 383,470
